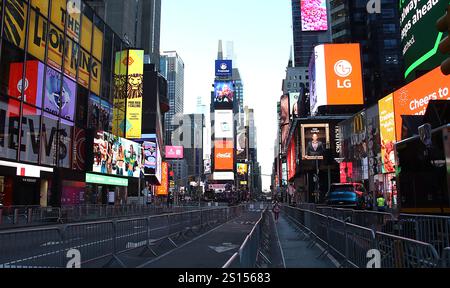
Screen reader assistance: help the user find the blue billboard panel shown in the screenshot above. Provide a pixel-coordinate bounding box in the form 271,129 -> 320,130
215,60 -> 232,77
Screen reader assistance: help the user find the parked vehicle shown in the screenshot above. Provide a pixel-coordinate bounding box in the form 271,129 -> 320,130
326,183 -> 366,209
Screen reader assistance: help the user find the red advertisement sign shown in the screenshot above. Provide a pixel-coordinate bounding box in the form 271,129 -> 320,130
214,140 -> 234,171
156,162 -> 169,196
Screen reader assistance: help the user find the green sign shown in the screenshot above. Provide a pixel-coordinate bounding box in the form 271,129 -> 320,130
400,0 -> 449,82
85,173 -> 129,186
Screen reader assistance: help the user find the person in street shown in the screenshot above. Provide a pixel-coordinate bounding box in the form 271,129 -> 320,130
272,201 -> 281,223
141,185 -> 152,206
377,194 -> 387,212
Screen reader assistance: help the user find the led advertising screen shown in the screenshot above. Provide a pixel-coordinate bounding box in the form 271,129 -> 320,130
301,124 -> 330,160
214,140 -> 234,171
289,92 -> 301,118
44,67 -> 77,122
143,141 -> 157,173
237,163 -> 248,176
287,136 -> 296,180
280,95 -> 290,151
378,94 -> 396,174
165,146 -> 184,159
125,49 -> 144,139
301,0 -> 328,31
310,44 -> 364,115
156,162 -> 169,196
400,0 -> 449,82
215,60 -> 233,77
392,67 -> 450,142
92,131 -> 144,178
8,61 -> 44,110
214,110 -> 234,139
236,125 -> 247,161
214,81 -> 234,109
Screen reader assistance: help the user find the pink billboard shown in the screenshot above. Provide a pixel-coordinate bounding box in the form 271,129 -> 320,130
301,0 -> 328,31
165,146 -> 184,159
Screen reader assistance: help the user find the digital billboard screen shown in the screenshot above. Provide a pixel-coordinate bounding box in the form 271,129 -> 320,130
379,94 -> 396,174
310,44 -> 364,115
237,163 -> 248,176
92,131 -> 144,178
156,162 -> 169,196
214,110 -> 234,139
400,0 -> 449,82
214,81 -> 234,109
215,60 -> 232,77
301,0 -> 328,31
300,124 -> 330,160
280,95 -> 289,151
165,146 -> 184,159
287,136 -> 296,180
214,140 -> 234,171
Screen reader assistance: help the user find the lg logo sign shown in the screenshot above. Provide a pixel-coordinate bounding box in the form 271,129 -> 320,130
334,60 -> 353,89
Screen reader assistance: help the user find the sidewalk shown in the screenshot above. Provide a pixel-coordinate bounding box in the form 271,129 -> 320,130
276,213 -> 337,268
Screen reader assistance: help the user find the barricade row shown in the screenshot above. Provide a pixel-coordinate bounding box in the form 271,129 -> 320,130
296,203 -> 450,257
0,205 -> 245,268
283,206 -> 444,268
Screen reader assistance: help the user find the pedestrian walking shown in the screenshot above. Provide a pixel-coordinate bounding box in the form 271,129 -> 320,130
272,201 -> 281,223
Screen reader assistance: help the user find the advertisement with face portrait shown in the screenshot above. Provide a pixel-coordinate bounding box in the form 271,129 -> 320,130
92,131 -> 143,178
289,92 -> 300,119
214,81 -> 234,109
236,125 -> 247,161
301,124 -> 329,160
287,135 -> 296,180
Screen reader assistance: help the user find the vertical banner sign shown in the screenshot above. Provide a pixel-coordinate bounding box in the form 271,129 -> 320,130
378,94 -> 396,174
156,162 -> 169,196
113,51 -> 127,137
126,50 -> 144,139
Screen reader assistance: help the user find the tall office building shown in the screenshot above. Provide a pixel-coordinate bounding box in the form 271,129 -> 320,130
87,0 -> 161,67
291,0 -> 332,67
161,51 -> 185,145
329,0 -> 404,104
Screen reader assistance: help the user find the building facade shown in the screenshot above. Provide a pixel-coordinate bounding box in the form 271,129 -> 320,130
160,51 -> 184,145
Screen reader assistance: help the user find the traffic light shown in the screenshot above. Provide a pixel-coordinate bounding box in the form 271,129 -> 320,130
437,4 -> 450,75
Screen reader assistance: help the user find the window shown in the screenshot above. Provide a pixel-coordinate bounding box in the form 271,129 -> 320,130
20,104 -> 41,163
75,84 -> 89,128
40,113 -> 58,166
0,97 -> 20,160
381,9 -> 395,18
383,24 -> 396,34
384,39 -> 397,49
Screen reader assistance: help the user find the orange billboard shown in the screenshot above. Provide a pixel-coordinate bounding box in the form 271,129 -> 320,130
393,67 -> 450,141
156,162 -> 169,196
214,140 -> 234,171
324,44 -> 364,106
379,94 -> 396,174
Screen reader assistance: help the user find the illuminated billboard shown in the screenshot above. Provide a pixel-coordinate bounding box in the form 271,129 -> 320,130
156,162 -> 169,196
300,124 -> 330,160
214,81 -> 234,109
280,95 -> 289,151
301,0 -> 328,31
237,163 -> 248,176
92,131 -> 144,178
310,44 -> 364,115
165,146 -> 184,159
400,0 -> 449,82
214,110 -> 234,139
379,94 -> 396,174
215,60 -> 233,77
289,92 -> 300,118
8,60 -> 44,110
125,49 -> 144,139
214,140 -> 234,171
287,136 -> 296,180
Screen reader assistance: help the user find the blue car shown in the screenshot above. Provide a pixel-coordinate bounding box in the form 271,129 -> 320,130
326,183 -> 366,209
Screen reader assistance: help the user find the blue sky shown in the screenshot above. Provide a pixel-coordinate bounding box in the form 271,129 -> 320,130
160,0 -> 294,190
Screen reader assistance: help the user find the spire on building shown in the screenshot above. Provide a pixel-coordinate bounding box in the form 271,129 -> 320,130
288,46 -> 294,68
218,40 -> 223,60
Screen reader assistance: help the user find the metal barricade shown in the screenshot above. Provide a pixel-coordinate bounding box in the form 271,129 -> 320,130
375,231 -> 440,268
397,214 -> 450,256
64,221 -> 115,267
345,222 -> 376,268
326,217 -> 347,262
441,247 -> 450,268
0,227 -> 64,268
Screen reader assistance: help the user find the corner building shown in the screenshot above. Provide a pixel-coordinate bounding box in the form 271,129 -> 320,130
0,0 -> 135,207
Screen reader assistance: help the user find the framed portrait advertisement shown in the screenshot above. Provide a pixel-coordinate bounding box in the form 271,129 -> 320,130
301,124 -> 330,160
